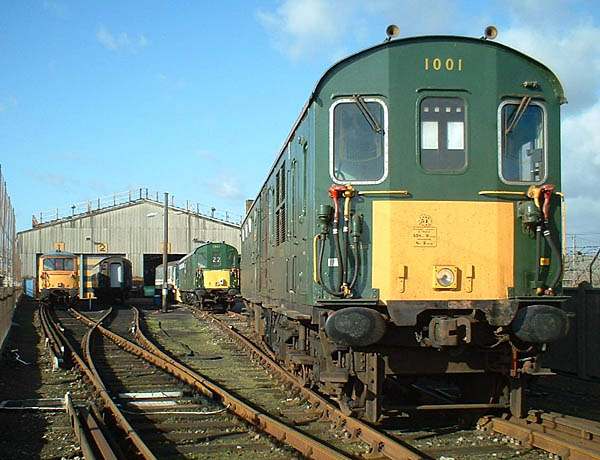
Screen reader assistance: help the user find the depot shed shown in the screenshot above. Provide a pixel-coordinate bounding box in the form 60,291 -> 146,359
18,197 -> 241,298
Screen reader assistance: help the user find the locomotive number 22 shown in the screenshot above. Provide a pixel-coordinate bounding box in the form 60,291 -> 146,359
424,57 -> 463,71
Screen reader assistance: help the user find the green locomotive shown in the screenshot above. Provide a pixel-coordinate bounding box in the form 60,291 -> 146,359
176,242 -> 240,309
241,27 -> 569,423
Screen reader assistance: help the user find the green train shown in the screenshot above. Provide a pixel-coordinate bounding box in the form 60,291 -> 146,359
176,242 -> 240,309
240,26 -> 569,423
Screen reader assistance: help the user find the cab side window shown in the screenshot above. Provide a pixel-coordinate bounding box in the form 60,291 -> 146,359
330,97 -> 388,184
499,99 -> 546,183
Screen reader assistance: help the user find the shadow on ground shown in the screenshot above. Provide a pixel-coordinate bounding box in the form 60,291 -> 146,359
0,298 -> 47,458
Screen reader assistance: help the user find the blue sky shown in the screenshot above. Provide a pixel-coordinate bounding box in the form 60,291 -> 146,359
1,0 -> 600,250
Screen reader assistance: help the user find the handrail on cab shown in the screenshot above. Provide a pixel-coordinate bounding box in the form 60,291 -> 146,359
478,190 -> 527,197
357,190 -> 410,196
478,189 -> 564,198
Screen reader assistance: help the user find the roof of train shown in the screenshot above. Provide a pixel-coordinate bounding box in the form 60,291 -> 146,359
40,250 -> 77,258
312,34 -> 564,97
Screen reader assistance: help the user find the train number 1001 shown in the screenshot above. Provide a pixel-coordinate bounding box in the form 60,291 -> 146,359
424,57 -> 463,72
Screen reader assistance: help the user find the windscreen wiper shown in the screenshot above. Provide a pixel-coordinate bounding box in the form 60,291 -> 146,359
352,95 -> 382,133
505,96 -> 532,135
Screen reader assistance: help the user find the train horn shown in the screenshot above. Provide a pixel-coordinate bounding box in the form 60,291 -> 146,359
385,24 -> 399,42
483,25 -> 498,40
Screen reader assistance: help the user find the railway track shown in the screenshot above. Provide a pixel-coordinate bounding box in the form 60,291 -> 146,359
50,306 -> 298,459
40,302 -> 600,459
50,303 -> 427,459
139,306 -> 427,459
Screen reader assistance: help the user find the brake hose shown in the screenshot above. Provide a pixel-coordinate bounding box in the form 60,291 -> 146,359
535,224 -> 542,284
544,227 -> 562,294
349,239 -> 360,290
333,214 -> 345,291
540,185 -> 562,294
316,234 -> 344,297
343,227 -> 349,286
342,187 -> 353,289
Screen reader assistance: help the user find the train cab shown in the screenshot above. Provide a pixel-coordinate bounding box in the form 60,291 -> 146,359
38,250 -> 79,306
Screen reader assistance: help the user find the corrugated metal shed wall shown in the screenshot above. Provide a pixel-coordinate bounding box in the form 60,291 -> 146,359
0,165 -> 19,353
18,200 -> 241,283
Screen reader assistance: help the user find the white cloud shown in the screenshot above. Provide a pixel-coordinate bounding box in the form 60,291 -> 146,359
362,0 -> 461,35
96,25 -> 148,52
257,0 -> 355,60
506,0 -> 580,30
561,196 -> 600,235
500,22 -> 600,112
257,0 -> 463,60
562,101 -> 600,201
207,176 -> 244,200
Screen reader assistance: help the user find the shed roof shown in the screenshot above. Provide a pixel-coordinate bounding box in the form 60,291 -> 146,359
20,198 -> 240,235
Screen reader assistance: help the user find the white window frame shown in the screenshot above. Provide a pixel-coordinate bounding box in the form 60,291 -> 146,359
497,99 -> 548,186
329,97 -> 389,185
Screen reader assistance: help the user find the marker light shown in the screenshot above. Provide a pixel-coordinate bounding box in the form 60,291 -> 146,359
433,266 -> 458,289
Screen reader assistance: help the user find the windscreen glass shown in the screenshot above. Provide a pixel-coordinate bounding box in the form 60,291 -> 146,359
43,257 -> 74,271
332,99 -> 386,183
500,102 -> 545,183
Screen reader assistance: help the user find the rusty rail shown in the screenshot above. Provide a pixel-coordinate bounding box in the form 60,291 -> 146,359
478,412 -> 600,459
64,392 -> 118,460
50,308 -> 156,459
79,312 -> 157,459
73,308 -> 349,460
194,309 -> 426,460
39,303 -> 64,368
70,308 -> 216,401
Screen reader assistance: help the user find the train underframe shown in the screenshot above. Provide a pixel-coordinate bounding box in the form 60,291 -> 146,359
41,288 -> 79,308
94,287 -> 129,304
181,288 -> 238,311
245,298 -> 567,424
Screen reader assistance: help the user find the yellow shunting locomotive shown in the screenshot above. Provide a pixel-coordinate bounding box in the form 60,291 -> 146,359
38,250 -> 79,306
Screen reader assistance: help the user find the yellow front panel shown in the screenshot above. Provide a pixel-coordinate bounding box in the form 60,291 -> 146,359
45,273 -> 78,290
372,201 -> 514,301
204,270 -> 230,289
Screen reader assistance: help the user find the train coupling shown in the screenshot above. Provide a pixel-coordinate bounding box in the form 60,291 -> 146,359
424,316 -> 472,348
